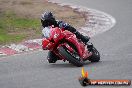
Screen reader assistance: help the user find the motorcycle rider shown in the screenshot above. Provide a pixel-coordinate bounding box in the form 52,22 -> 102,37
41,12 -> 90,45
41,11 -> 91,63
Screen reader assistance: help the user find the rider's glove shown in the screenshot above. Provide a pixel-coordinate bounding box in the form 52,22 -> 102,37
58,21 -> 69,29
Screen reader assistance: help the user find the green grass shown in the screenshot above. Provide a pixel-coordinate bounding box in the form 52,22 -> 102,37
0,11 -> 40,44
0,33 -> 26,44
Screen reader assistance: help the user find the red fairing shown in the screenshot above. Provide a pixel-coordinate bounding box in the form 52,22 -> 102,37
42,26 -> 92,61
65,34 -> 84,58
42,38 -> 53,50
42,38 -> 49,49
50,27 -> 62,42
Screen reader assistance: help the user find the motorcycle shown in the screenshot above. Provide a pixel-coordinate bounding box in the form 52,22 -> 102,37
42,26 -> 100,67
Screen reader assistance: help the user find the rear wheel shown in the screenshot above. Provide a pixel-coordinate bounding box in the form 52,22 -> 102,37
88,47 -> 100,62
58,46 -> 83,67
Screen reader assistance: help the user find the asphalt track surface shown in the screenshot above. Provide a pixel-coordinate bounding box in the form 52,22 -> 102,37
0,0 -> 132,88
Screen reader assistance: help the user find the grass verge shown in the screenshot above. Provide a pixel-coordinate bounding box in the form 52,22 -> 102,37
0,10 -> 40,44
0,0 -> 85,45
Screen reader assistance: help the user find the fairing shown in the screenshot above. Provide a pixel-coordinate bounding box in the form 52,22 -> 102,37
42,26 -> 91,60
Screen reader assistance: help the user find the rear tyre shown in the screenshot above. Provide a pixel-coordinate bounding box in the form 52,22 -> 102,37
89,47 -> 100,62
47,51 -> 58,63
58,46 -> 83,67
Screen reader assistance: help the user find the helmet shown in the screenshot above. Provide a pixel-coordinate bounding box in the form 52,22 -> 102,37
41,11 -> 55,21
41,11 -> 56,27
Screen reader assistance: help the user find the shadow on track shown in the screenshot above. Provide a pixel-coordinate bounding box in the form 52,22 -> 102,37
42,57 -> 116,69
47,63 -> 78,68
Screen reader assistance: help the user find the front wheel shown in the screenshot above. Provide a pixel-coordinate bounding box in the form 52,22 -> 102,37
58,46 -> 84,67
88,47 -> 100,62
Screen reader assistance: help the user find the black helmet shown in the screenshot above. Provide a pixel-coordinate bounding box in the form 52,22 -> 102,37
41,11 -> 55,21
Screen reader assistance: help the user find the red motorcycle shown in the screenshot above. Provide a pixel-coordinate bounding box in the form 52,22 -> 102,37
42,26 -> 100,67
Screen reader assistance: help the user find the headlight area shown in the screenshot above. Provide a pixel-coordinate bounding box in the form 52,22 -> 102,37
42,27 -> 51,39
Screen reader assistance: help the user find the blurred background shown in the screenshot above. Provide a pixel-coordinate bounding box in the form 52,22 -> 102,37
0,0 -> 85,45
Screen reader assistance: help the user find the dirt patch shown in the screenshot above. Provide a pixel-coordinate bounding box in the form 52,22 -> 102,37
0,0 -> 85,45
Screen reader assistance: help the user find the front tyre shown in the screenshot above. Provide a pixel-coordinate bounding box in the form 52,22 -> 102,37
58,46 -> 84,67
89,47 -> 100,62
